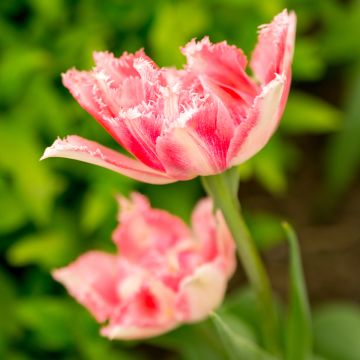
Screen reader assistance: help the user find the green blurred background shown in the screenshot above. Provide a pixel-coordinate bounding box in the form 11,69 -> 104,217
1,0 -> 360,359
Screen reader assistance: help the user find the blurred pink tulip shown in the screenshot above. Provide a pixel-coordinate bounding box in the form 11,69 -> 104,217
53,193 -> 236,339
42,10 -> 296,184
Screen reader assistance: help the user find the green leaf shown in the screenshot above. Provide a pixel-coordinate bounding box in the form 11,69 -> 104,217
74,309 -> 137,360
324,66 -> 360,202
313,303 -> 360,360
149,1 -> 209,67
0,183 -> 27,234
292,38 -> 325,81
311,356 -> 327,360
15,297 -> 75,351
0,46 -> 49,104
319,2 -> 360,63
0,121 -> 64,226
77,339 -> 136,360
221,288 -> 263,340
7,230 -> 75,270
215,311 -> 257,344
81,187 -> 114,234
246,212 -> 285,250
238,161 -> 254,182
16,296 -> 137,360
151,321 -> 227,360
22,76 -> 73,135
252,136 -> 299,195
211,312 -> 276,360
282,222 -> 312,360
281,91 -> 342,134
0,268 -> 20,357
143,178 -> 202,222
29,0 -> 66,25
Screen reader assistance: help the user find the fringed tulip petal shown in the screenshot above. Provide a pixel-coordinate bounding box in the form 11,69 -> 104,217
156,126 -> 220,180
227,74 -> 286,166
115,113 -> 165,171
101,280 -> 177,340
191,198 -> 236,277
62,69 -> 124,145
183,37 -> 259,106
41,136 -> 175,184
52,251 -> 119,322
156,100 -> 233,178
250,9 -> 296,84
113,193 -> 191,261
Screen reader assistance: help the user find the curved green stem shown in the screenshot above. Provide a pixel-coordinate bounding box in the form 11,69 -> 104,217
201,169 -> 279,355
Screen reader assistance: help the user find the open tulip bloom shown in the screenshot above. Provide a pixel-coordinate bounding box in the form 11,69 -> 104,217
41,10 -> 296,184
44,9 -> 311,359
53,193 -> 236,339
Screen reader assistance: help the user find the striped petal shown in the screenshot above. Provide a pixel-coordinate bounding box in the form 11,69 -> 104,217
101,280 -> 177,340
52,251 -> 119,322
62,52 -> 164,169
92,50 -> 148,84
191,198 -> 236,277
113,193 -> 191,261
251,10 -> 296,84
183,37 -> 258,106
62,69 -> 121,138
41,135 -> 175,184
227,74 -> 286,166
115,111 -> 165,171
156,109 -> 222,179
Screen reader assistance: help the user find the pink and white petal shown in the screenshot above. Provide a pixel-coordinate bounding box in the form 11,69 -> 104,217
227,73 -> 286,166
115,112 -> 165,171
191,198 -> 236,277
92,51 -> 162,109
250,10 -> 296,84
95,58 -> 165,171
102,280 -> 178,340
115,192 -> 151,223
100,322 -> 178,340
52,251 -> 119,322
176,263 -> 228,322
156,108 -> 227,179
156,127 -> 217,179
91,50 -> 156,108
62,69 -> 103,118
183,100 -> 238,171
183,37 -> 258,105
92,52 -> 143,111
191,198 -> 218,263
62,61 -> 156,153
62,69 -> 125,144
113,194 -> 191,261
214,211 -> 237,277
41,135 -> 175,184
133,56 -> 164,102
282,13 -> 296,76
92,50 -> 144,84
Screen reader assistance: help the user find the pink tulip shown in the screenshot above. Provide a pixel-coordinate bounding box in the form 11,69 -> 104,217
42,10 -> 296,184
53,193 -> 236,339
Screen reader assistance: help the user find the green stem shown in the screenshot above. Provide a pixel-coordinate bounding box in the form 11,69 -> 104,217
201,169 -> 279,355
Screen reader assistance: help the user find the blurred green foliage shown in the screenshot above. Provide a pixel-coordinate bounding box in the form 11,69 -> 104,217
1,0 -> 360,358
